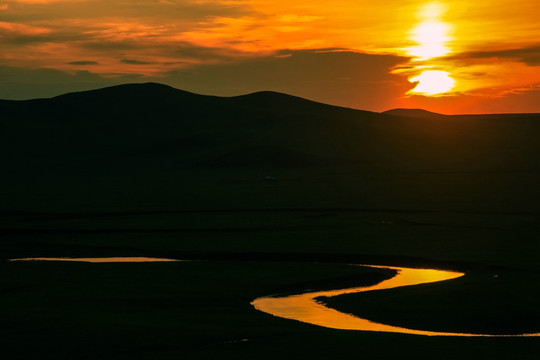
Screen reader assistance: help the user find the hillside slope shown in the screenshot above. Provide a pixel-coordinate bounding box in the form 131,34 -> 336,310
1,82 -> 540,212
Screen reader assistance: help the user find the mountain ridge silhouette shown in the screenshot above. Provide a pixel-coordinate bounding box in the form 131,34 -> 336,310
382,108 -> 446,118
2,82 -> 540,212
2,82 -> 540,172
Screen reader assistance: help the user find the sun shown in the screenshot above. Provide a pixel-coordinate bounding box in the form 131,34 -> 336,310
407,1 -> 452,61
408,21 -> 451,60
408,70 -> 455,96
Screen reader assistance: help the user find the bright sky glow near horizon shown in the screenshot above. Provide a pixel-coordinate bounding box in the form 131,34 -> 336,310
1,0 -> 539,114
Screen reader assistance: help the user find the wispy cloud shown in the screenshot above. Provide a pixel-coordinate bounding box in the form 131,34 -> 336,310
121,59 -> 154,65
450,44 -> 540,66
0,20 -> 52,36
67,60 -> 98,65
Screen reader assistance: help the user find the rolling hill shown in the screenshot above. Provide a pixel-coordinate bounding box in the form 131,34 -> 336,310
1,84 -> 539,360
382,108 -> 447,119
1,82 -> 540,212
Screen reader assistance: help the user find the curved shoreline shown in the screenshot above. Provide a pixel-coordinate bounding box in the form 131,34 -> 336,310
251,265 -> 540,337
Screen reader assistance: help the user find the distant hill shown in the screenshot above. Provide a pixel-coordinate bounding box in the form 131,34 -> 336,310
1,82 -> 539,174
382,108 -> 446,119
2,82 -> 540,212
0,82 -> 381,174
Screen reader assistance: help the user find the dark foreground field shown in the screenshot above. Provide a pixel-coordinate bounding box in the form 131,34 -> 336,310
0,83 -> 539,359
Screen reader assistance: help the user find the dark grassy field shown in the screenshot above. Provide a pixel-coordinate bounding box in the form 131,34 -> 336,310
0,83 -> 539,359
1,256 -> 538,360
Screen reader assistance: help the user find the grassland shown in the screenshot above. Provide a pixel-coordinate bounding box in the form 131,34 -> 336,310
0,84 -> 538,359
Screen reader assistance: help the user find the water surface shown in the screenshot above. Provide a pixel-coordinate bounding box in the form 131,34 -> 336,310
252,265 -> 540,337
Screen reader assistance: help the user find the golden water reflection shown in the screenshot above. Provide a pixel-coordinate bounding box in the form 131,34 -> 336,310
251,265 -> 540,337
9,257 -> 180,263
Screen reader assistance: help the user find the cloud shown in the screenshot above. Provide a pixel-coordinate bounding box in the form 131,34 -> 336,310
8,0 -> 83,3
451,44 -> 540,66
395,83 -> 540,114
0,20 -> 91,46
0,21 -> 52,37
173,41 -> 249,62
67,60 -> 99,65
1,0 -> 249,22
121,59 -> 154,65
0,64 -> 141,99
9,0 -> 85,3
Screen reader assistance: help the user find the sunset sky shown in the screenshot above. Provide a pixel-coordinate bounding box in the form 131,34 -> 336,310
1,0 -> 539,114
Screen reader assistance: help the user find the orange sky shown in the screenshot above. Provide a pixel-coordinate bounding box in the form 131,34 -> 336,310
1,0 -> 539,113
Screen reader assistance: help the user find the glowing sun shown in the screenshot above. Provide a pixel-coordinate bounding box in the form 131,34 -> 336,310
408,70 -> 455,96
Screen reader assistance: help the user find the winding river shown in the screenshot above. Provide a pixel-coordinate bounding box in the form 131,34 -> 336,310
251,265 -> 540,337
9,258 -> 539,336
